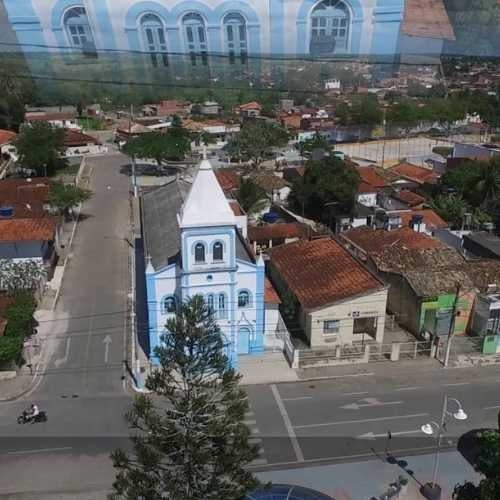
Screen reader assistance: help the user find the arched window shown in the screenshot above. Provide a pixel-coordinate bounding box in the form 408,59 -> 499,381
141,13 -> 168,67
310,0 -> 350,56
238,290 -> 251,308
162,295 -> 176,314
206,294 -> 214,314
64,7 -> 96,53
223,13 -> 247,64
213,241 -> 224,261
194,243 -> 206,263
218,293 -> 227,319
183,13 -> 208,66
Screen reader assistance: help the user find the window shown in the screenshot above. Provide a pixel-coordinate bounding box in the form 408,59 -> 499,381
183,13 -> 208,65
223,13 -> 248,64
194,243 -> 205,263
323,320 -> 340,334
310,0 -> 350,56
238,290 -> 251,308
162,295 -> 176,314
206,294 -> 214,314
64,7 -> 96,53
213,241 -> 224,261
218,293 -> 227,319
141,13 -> 168,67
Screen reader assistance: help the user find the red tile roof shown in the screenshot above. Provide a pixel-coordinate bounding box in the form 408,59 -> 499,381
0,129 -> 16,145
229,200 -> 244,216
281,114 -> 302,129
25,112 -> 76,122
0,178 -> 50,204
268,238 -> 384,310
401,0 -> 455,40
356,166 -> 388,193
265,277 -> 281,304
248,223 -> 310,242
237,101 -> 262,111
390,162 -> 439,185
392,190 -> 426,207
0,217 -> 58,241
400,209 -> 448,230
64,129 -> 100,147
342,226 -> 443,255
215,169 -> 240,193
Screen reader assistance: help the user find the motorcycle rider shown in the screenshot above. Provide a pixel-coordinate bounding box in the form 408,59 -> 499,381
28,403 -> 40,422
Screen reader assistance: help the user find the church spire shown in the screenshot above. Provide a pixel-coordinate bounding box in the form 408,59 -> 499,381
180,155 -> 236,228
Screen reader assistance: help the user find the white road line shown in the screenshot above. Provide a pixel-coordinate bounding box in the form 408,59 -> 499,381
244,419 -> 257,425
483,405 -> 500,410
294,413 -> 429,430
341,391 -> 369,396
282,396 -> 313,402
271,384 -> 305,463
7,447 -> 73,455
443,382 -> 470,387
395,387 -> 421,392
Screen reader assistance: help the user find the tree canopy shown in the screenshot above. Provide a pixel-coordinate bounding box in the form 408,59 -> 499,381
49,181 -> 92,220
123,122 -> 191,165
227,121 -> 289,168
386,99 -> 421,134
453,415 -> 500,500
289,155 -> 360,222
110,295 -> 259,500
15,122 -> 66,176
237,177 -> 267,214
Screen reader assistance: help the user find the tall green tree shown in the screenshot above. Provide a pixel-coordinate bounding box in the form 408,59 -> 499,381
110,295 -> 259,500
289,156 -> 360,221
15,122 -> 66,176
237,178 -> 267,214
453,413 -> 500,500
227,121 -> 289,168
431,194 -> 468,228
48,181 -> 92,220
387,99 -> 421,135
123,130 -> 191,165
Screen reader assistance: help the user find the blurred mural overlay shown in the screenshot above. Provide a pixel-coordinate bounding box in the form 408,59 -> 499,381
0,0 -> 498,103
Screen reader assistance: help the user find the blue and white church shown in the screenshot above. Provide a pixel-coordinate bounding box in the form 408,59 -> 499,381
141,156 -> 266,366
3,0 -> 448,64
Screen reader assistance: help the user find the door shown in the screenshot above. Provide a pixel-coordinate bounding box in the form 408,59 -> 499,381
237,327 -> 250,354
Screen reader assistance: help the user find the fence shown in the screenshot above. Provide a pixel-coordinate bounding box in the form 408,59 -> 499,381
295,340 -> 432,368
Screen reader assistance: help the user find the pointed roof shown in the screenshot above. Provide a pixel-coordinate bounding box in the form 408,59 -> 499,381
180,157 -> 236,228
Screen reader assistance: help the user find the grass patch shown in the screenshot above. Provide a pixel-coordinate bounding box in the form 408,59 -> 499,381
78,117 -> 106,130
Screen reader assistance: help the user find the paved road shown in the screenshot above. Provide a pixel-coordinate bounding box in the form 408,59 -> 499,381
0,154 -> 134,496
245,364 -> 500,470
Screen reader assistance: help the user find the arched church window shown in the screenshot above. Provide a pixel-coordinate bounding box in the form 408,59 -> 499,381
218,293 -> 227,319
194,242 -> 206,263
183,12 -> 208,66
213,241 -> 224,261
162,295 -> 176,314
223,13 -> 248,64
238,290 -> 251,308
64,7 -> 96,53
310,0 -> 350,56
141,13 -> 168,67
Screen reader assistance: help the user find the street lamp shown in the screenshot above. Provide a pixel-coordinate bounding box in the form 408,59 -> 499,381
420,396 -> 468,500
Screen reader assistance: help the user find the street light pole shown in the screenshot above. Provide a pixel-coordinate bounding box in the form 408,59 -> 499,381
421,396 -> 467,500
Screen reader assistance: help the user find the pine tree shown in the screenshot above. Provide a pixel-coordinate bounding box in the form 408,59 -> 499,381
110,295 -> 260,500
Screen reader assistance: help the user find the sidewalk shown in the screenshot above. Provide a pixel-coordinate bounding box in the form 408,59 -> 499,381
257,450 -> 480,500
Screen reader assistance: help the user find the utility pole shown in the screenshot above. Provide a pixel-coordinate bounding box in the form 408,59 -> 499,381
129,103 -> 138,198
443,282 -> 461,368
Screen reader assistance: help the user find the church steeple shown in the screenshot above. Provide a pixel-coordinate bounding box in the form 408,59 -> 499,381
180,156 -> 236,229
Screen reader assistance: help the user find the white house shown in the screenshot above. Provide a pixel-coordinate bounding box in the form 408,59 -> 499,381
141,156 -> 267,366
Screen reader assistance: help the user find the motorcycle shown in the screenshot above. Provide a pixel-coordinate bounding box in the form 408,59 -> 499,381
17,410 -> 47,424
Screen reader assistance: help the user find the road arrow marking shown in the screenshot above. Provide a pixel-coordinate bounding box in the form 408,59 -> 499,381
54,338 -> 71,368
103,335 -> 112,363
357,429 -> 421,440
341,400 -> 403,410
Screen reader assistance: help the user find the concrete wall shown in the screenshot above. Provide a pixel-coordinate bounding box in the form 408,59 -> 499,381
306,289 -> 388,348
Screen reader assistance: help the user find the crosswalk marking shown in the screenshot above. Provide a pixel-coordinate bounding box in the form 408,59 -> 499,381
246,407 -> 268,466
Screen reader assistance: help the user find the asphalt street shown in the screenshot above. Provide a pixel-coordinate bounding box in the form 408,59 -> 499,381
245,364 -> 500,471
